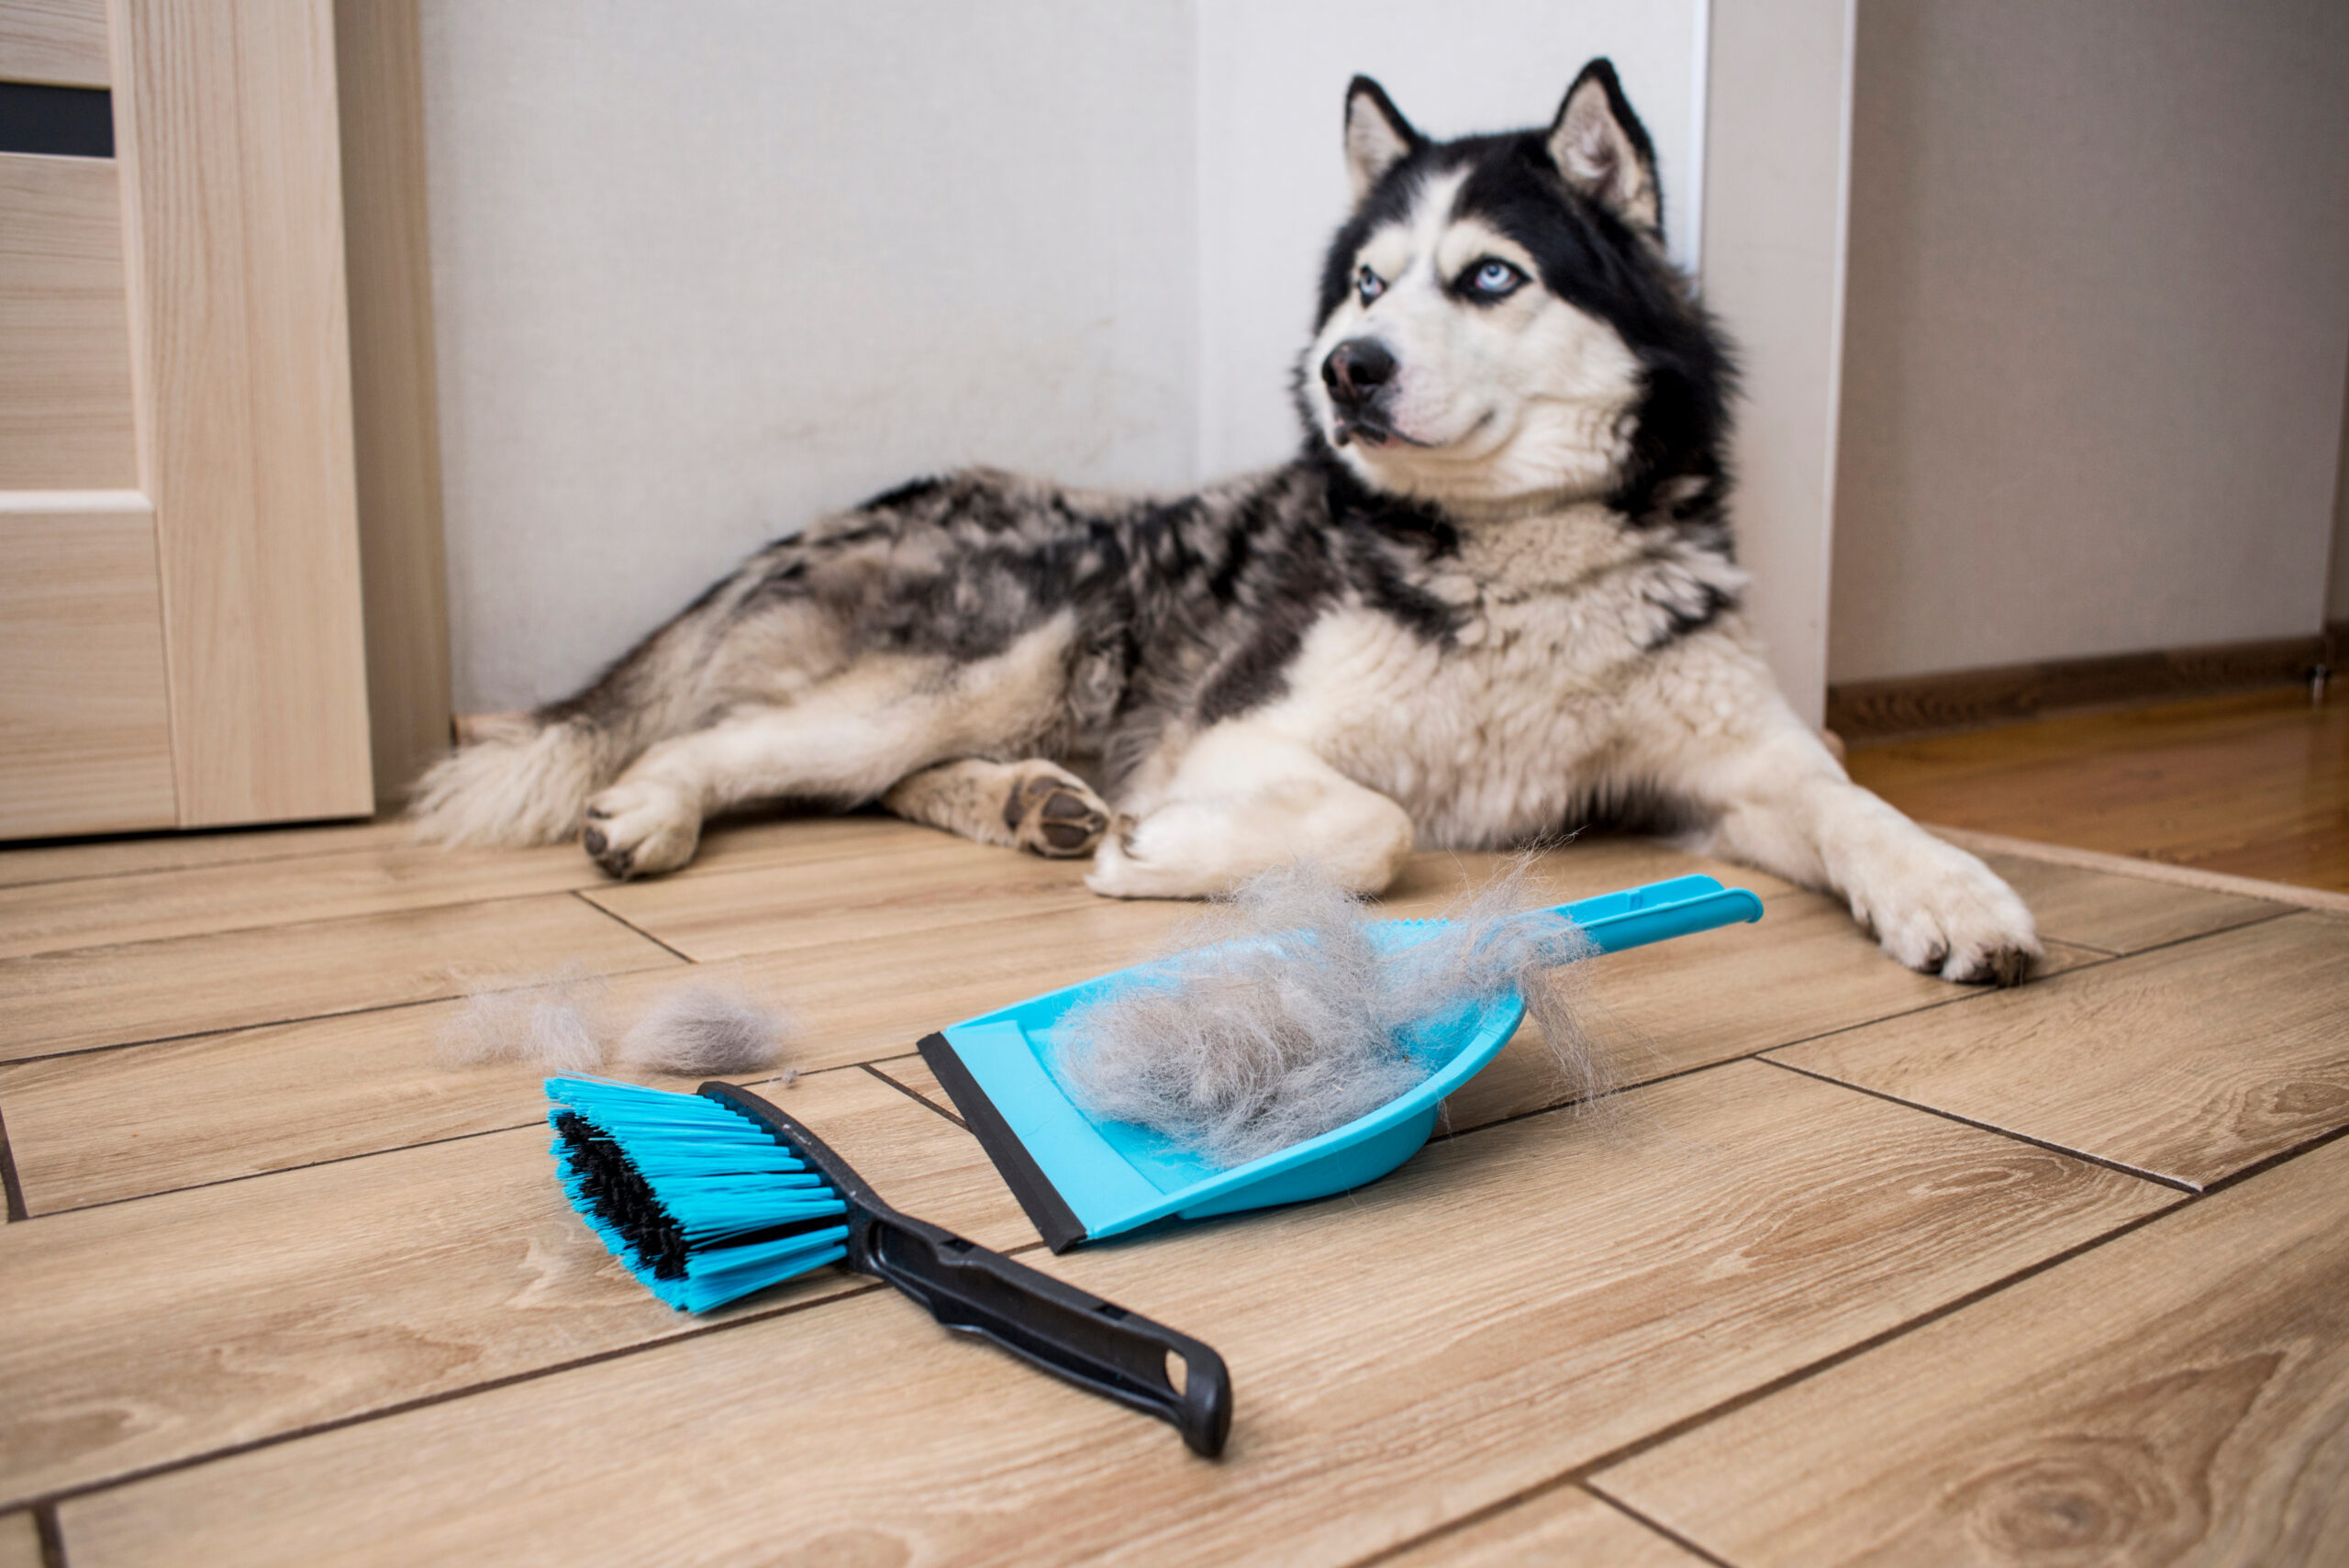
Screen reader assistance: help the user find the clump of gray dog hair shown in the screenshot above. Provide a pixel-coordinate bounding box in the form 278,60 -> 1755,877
436,969 -> 795,1078
615,983 -> 797,1076
436,967 -> 609,1073
1053,860 -> 1602,1168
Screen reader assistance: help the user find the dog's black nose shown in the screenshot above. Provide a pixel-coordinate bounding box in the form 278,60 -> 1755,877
1321,339 -> 1396,407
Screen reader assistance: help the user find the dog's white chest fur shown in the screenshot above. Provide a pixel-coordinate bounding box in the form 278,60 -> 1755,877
1254,504 -> 1748,846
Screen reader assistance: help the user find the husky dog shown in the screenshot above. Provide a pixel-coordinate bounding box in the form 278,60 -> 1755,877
414,60 -> 2038,984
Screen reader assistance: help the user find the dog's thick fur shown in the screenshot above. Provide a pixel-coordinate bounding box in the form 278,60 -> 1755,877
414,61 -> 2038,984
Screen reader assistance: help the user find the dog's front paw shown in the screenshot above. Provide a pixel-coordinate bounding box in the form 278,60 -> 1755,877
1003,763 -> 1110,858
1854,840 -> 2040,985
581,780 -> 700,879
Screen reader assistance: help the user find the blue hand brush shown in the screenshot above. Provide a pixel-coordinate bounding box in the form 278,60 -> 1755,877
545,1074 -> 1232,1455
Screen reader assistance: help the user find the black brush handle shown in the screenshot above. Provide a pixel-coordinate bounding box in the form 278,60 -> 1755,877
696,1080 -> 1232,1457
852,1213 -> 1232,1458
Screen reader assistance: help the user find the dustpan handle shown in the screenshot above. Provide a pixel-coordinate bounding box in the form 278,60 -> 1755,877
1550,875 -> 1765,957
854,1212 -> 1233,1459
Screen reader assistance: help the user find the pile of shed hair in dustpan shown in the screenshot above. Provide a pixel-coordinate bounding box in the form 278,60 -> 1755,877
920,862 -> 1764,1251
1054,863 -> 1601,1169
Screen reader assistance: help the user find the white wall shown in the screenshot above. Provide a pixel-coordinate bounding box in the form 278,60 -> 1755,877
423,2 -> 1707,712
1828,0 -> 2349,683
422,2 -> 1199,712
1193,0 -> 1702,476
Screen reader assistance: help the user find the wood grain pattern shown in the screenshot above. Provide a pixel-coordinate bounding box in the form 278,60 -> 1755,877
0,831 -> 2090,1215
0,893 -> 679,1060
0,1066 -> 1030,1507
1769,913 -> 2349,1190
1851,689 -> 2349,894
1383,1485 -> 1710,1568
0,962 -> 802,1214
0,837 -> 600,958
1971,850 -> 2291,954
52,1062 -> 2171,1565
0,152 -> 138,488
1594,1132 -> 2349,1567
867,1051 -> 961,1123
1436,884 -> 2107,1139
0,0 -> 110,85
1943,824 -> 2349,916
0,1511 -> 39,1568
110,0 -> 374,825
581,836 -> 1143,961
333,0 -> 450,808
0,498 -> 175,839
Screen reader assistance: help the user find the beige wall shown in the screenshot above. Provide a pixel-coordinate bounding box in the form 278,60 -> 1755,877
1829,0 -> 2349,683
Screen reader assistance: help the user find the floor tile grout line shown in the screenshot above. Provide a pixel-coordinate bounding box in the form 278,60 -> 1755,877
1557,1197 -> 2188,1486
10,1276 -> 896,1515
0,1106 -> 28,1222
1757,1056 -> 2202,1193
565,889 -> 697,963
33,1501 -> 67,1568
3,1059 -> 878,1220
0,882 -> 630,966
0,828 -> 402,894
1582,1487 -> 1742,1568
1564,1091 -> 2349,1492
861,1062 -> 966,1128
2196,1117 -> 2349,1197
0,959 -> 691,1069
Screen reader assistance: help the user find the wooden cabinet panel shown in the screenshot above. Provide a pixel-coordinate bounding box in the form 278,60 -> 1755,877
0,151 -> 138,489
111,0 -> 374,825
0,0 -> 109,86
0,494 -> 176,837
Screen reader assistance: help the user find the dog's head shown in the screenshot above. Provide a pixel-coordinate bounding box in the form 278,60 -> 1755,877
1298,61 -> 1729,523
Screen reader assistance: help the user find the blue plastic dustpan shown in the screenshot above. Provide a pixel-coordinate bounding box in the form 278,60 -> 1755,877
918,873 -> 1763,1251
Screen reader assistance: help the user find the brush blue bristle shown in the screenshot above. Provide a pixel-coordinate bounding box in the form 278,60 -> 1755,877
544,1074 -> 851,1312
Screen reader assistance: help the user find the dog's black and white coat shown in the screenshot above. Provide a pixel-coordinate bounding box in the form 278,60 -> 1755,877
416,61 -> 2038,984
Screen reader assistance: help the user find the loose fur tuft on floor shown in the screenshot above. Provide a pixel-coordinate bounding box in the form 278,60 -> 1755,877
615,983 -> 796,1076
435,968 -> 609,1073
1053,862 -> 1603,1168
435,970 -> 796,1078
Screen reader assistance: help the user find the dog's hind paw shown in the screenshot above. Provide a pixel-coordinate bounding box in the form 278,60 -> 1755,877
582,780 -> 701,879
1005,763 -> 1110,858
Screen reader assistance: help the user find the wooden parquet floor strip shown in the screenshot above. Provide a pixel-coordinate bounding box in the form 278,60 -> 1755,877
1380,1485 -> 1710,1566
0,1513 -> 39,1568
1593,1129 -> 2349,1566
0,840 -> 601,959
1850,689 -> 2349,894
1768,913 -> 2349,1190
0,840 -> 2161,1218
0,894 -> 682,1061
0,1067 -> 1030,1507
50,1062 -> 2172,1565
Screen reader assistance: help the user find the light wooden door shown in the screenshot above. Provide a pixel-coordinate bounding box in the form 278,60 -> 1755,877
0,0 -> 374,840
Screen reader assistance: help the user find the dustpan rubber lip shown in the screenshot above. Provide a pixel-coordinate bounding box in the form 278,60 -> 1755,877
917,1030 -> 1089,1253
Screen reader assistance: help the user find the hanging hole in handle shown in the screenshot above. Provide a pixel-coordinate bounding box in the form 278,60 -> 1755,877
1163,1350 -> 1189,1396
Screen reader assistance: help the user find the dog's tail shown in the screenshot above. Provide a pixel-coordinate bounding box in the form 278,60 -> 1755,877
407,711 -> 622,848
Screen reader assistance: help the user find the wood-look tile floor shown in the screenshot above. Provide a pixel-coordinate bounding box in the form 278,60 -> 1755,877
1847,687 -> 2349,893
2,811 -> 2344,1564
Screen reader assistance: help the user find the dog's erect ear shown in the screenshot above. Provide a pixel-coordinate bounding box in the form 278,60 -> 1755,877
1344,76 -> 1421,202
1548,59 -> 1662,238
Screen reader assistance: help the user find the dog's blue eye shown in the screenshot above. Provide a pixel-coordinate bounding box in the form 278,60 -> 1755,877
1465,260 -> 1525,298
1356,265 -> 1386,306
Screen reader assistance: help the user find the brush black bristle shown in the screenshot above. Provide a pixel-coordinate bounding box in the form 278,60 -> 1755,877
545,1076 -> 855,1312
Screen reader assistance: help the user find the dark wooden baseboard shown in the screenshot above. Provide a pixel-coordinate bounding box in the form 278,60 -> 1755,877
1828,631 -> 2335,743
